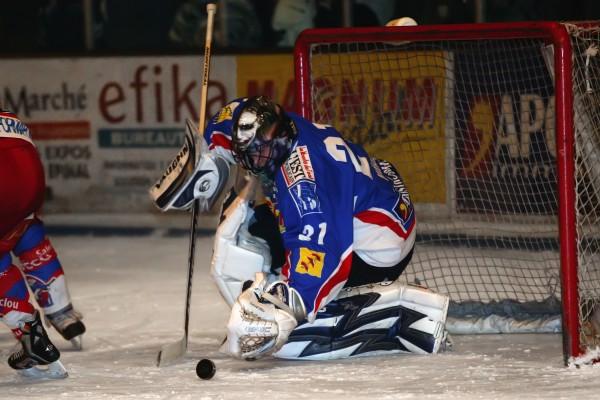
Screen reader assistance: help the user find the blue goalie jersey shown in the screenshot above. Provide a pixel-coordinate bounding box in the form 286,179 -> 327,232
204,99 -> 416,321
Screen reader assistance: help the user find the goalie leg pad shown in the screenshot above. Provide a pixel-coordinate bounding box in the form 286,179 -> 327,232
210,178 -> 273,306
274,280 -> 449,360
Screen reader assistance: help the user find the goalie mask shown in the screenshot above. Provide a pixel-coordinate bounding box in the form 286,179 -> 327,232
231,96 -> 295,178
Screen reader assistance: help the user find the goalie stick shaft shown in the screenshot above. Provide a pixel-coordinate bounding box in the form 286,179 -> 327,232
157,2 -> 217,367
184,198 -> 199,348
197,3 -> 216,146
184,0 -> 217,350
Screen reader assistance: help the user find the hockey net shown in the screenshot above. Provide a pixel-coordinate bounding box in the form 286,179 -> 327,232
294,21 -> 600,362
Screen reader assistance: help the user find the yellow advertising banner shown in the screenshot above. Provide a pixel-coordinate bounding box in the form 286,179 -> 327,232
309,51 -> 450,204
236,54 -> 296,110
236,52 -> 449,204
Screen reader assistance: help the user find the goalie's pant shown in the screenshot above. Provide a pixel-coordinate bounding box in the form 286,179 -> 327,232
345,247 -> 414,288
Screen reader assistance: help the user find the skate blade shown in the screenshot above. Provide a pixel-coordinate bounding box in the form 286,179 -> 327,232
18,360 -> 68,379
70,335 -> 83,350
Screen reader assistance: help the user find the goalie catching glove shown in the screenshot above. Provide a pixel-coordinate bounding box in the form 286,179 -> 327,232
222,272 -> 306,360
149,119 -> 230,212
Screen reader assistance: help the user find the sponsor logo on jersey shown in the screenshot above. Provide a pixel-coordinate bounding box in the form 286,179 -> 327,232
393,192 -> 414,227
289,181 -> 321,216
214,101 -> 240,123
376,159 -> 406,195
369,158 -> 387,180
294,247 -> 325,278
0,115 -> 30,137
283,146 -> 315,187
373,159 -> 414,226
397,202 -> 411,221
20,239 -> 57,271
27,274 -> 62,308
0,298 -> 19,310
36,289 -> 52,308
283,146 -> 321,216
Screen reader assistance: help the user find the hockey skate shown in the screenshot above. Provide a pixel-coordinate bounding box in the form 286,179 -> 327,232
46,305 -> 86,350
8,312 -> 67,379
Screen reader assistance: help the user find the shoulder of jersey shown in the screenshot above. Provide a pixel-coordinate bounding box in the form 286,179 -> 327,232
211,98 -> 249,126
289,114 -> 338,146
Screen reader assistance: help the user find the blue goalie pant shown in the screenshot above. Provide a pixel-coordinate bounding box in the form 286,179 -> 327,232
273,280 -> 449,360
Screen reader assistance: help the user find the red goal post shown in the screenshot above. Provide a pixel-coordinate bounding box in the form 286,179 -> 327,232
294,21 -> 600,363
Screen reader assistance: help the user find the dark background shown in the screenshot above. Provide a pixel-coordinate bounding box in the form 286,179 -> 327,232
1,0 -> 599,55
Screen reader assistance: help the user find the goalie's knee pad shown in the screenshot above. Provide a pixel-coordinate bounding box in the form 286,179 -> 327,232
274,280 -> 449,360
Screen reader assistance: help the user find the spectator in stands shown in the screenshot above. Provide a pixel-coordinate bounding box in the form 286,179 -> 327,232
169,0 -> 263,49
271,0 -> 316,47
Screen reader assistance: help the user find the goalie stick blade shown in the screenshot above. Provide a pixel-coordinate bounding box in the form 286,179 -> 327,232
18,360 -> 68,380
156,337 -> 187,367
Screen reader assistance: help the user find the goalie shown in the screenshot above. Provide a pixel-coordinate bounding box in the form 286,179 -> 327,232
152,96 -> 449,360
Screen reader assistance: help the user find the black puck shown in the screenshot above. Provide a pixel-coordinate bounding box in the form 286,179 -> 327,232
196,358 -> 216,380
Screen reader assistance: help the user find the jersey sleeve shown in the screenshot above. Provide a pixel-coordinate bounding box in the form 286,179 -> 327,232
276,125 -> 356,322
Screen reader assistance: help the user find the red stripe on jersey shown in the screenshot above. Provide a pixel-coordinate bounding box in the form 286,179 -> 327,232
208,132 -> 232,150
355,209 -> 412,239
310,248 -> 353,319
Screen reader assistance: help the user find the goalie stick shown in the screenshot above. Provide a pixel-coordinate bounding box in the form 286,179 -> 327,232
156,2 -> 217,367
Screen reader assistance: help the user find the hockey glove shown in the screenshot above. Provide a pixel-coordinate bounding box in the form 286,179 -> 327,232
149,119 -> 230,212
223,273 -> 305,360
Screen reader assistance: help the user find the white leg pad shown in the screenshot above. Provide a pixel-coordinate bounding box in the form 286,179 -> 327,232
337,281 -> 449,324
396,284 -> 449,324
275,280 -> 450,359
339,281 -> 449,354
210,179 -> 273,306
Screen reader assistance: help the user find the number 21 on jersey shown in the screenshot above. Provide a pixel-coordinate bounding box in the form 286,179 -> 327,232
299,222 -> 327,245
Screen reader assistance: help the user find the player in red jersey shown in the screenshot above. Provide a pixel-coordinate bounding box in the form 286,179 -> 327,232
0,109 -> 84,377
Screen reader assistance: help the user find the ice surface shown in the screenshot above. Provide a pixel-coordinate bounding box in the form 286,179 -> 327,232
1,225 -> 600,399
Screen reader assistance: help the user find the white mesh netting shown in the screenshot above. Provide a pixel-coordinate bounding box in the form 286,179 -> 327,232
300,23 -> 600,346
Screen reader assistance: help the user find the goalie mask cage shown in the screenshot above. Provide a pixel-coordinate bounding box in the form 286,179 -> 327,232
294,21 -> 600,364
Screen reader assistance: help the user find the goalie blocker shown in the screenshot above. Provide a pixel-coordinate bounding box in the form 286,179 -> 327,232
149,119 -> 231,213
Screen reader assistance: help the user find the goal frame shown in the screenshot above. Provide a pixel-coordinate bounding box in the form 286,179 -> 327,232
293,21 -> 580,361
